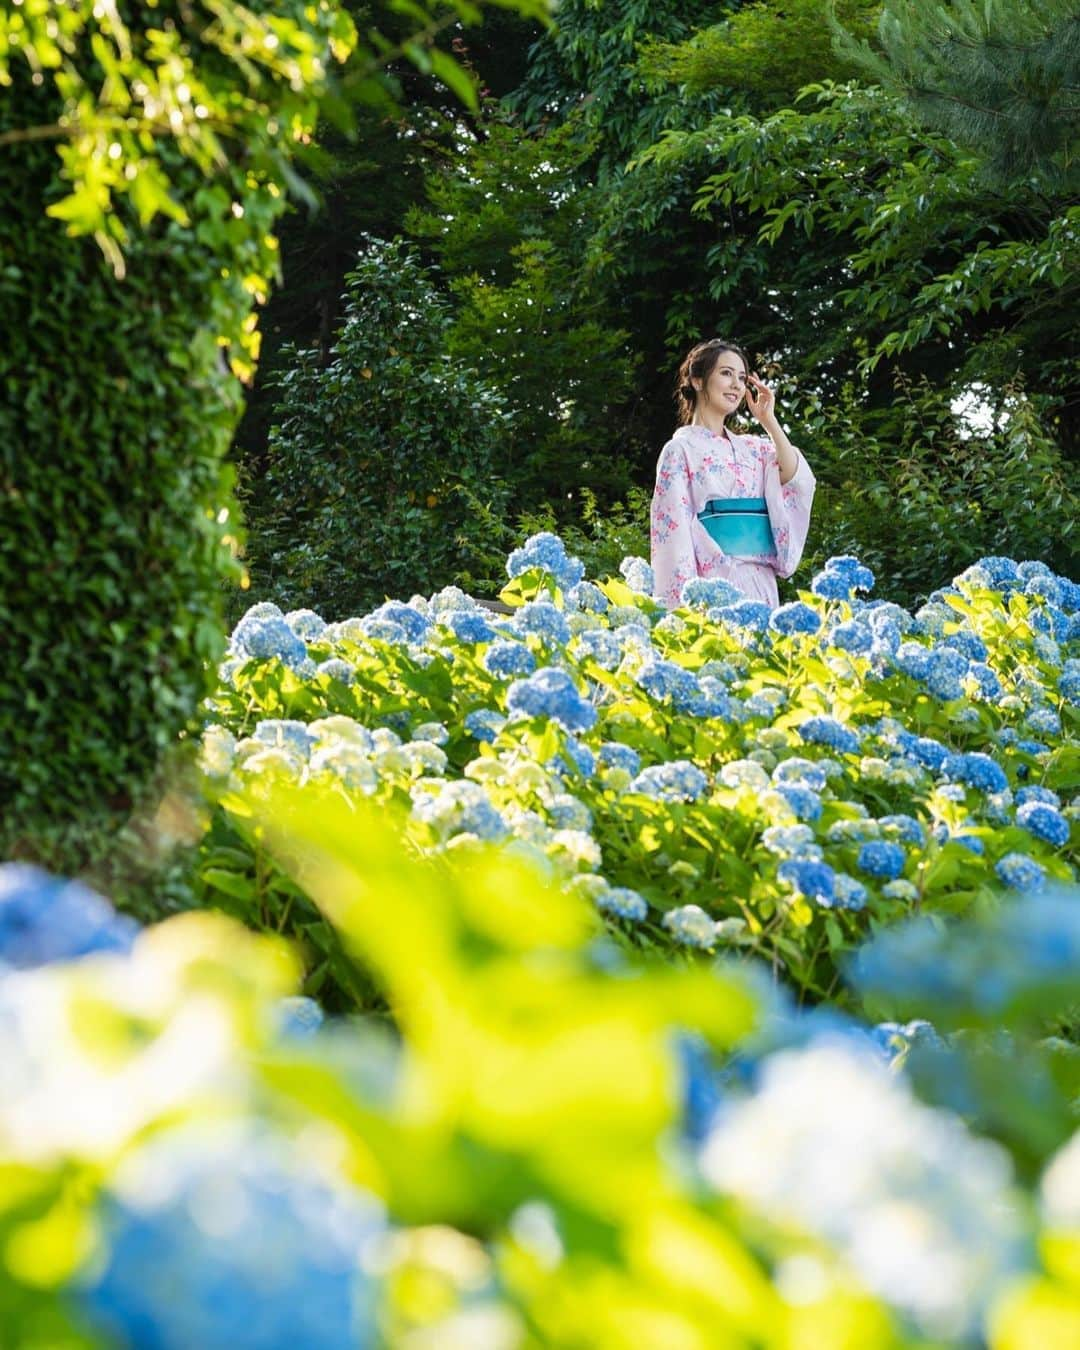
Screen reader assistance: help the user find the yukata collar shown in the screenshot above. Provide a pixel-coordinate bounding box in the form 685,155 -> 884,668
674,423 -> 736,444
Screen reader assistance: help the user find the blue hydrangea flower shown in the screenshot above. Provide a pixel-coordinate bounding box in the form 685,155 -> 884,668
662,904 -> 717,948
482,640 -> 536,678
630,761 -> 708,803
1026,706 -> 1062,738
443,610 -> 497,644
952,834 -> 985,856
865,602 -> 914,635
0,865 -> 139,969
363,601 -> 431,644
1059,578 -> 1080,612
762,824 -> 820,858
974,556 -> 1021,588
254,719 -> 319,757
676,1034 -> 726,1143
680,577 -> 744,609
464,708 -> 506,743
636,658 -> 701,709
597,887 -> 649,922
317,658 -> 355,685
620,556 -> 655,595
1023,571 -> 1062,605
285,608 -> 328,641
412,780 -> 508,842
955,564 -> 998,589
231,609 -> 309,671
511,601 -> 572,647
857,841 -> 906,880
1016,785 -> 1060,809
966,662 -> 1003,702
273,996 -> 325,1041
772,758 -> 828,792
829,620 -> 874,654
925,647 -> 970,702
893,642 -> 934,680
879,815 -> 925,846
683,677 -> 732,719
994,853 -> 1045,891
797,717 -> 860,756
810,556 -> 875,599
356,617 -> 409,645
941,752 -> 1008,795
905,735 -> 951,773
80,1128 -> 382,1350
507,532 -> 585,590
506,667 -> 597,733
713,600 -> 772,633
429,585 -> 480,615
833,873 -> 868,911
597,742 -> 641,777
1033,633 -> 1062,666
777,859 -> 836,906
1015,739 -> 1050,757
572,628 -> 623,670
566,581 -> 609,614
770,602 -> 822,637
776,784 -> 823,822
881,879 -> 919,902
869,621 -> 902,660
553,736 -> 597,779
1017,802 -> 1071,848
914,599 -> 952,636
1060,666 -> 1080,705
939,630 -> 988,663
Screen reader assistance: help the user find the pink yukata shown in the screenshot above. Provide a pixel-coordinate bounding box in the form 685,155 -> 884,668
651,423 -> 816,609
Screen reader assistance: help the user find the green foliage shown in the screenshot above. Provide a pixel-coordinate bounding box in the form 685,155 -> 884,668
509,0 -> 727,177
0,0 -> 357,285
408,111 -> 640,502
244,238 -> 515,615
638,0 -> 879,108
834,0 -> 1080,191
798,376 -> 1080,605
634,81 -> 1079,456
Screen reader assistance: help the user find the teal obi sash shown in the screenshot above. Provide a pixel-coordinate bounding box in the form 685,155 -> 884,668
697,497 -> 776,558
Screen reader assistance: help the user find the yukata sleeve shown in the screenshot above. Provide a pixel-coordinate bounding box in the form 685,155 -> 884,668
651,440 -> 707,608
762,440 -> 816,579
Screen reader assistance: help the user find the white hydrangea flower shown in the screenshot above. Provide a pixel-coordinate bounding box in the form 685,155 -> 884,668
199,725 -> 236,779
703,1040 -> 1026,1341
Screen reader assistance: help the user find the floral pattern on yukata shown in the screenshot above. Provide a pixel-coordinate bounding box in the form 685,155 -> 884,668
650,424 -> 816,610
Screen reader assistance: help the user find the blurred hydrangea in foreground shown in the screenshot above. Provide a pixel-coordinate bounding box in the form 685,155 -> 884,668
0,864 -> 139,970
80,1126 -> 384,1350
702,1038 -> 1027,1340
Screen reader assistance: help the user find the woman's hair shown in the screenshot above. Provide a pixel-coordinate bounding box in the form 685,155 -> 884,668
674,338 -> 750,425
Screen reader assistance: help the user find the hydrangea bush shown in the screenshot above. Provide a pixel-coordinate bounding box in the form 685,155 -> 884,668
199,537 -> 1078,1008
6,799 -> 1080,1346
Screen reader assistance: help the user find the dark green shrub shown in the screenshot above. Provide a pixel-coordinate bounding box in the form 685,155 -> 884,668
243,238 -> 515,616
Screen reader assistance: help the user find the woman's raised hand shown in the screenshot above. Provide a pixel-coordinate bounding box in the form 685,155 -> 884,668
746,372 -> 776,425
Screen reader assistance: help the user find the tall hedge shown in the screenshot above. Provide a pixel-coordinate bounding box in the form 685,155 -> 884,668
0,5 -> 352,870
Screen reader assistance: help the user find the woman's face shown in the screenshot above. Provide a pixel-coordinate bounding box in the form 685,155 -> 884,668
697,350 -> 748,414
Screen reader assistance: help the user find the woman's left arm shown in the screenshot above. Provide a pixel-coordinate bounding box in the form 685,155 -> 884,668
746,373 -> 800,485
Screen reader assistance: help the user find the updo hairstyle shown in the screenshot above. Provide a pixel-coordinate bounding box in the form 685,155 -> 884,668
674,338 -> 750,426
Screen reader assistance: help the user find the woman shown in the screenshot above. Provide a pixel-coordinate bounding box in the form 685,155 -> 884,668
650,338 -> 815,609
